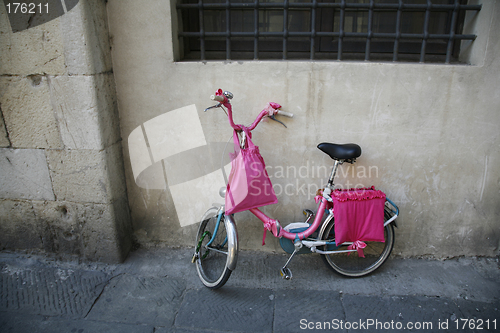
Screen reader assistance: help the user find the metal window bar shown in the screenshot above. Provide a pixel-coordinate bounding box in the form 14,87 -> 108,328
283,0 -> 288,59
198,0 -> 205,60
365,0 -> 374,61
309,0 -> 316,60
393,0 -> 403,62
338,0 -> 345,60
177,1 -> 482,62
446,0 -> 460,64
226,0 -> 231,60
420,0 -> 432,62
254,0 -> 259,59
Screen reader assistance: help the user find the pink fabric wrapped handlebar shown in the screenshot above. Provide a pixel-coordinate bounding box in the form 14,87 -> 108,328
216,89 -> 281,132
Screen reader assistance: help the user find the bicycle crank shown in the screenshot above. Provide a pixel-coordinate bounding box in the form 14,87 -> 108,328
280,267 -> 292,280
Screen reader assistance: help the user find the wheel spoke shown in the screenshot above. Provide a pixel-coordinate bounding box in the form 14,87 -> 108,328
205,246 -> 228,255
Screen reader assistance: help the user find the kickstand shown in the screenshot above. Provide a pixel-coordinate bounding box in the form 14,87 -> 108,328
280,241 -> 302,280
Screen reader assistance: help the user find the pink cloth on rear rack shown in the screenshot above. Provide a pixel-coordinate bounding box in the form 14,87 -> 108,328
332,187 -> 386,258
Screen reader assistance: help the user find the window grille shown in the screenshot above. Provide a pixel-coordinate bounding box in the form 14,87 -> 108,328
176,0 -> 481,63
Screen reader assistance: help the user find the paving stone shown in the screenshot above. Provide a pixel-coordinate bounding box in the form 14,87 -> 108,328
169,328 -> 234,333
86,274 -> 185,327
0,248 -> 499,333
274,289 -> 347,333
175,287 -> 274,332
0,312 -> 154,333
342,294 -> 472,333
0,265 -> 107,317
454,299 -> 500,333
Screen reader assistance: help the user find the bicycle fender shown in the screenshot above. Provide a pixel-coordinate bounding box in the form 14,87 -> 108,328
224,214 -> 239,271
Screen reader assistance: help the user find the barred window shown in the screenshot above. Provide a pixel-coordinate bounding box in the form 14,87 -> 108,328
176,0 -> 481,63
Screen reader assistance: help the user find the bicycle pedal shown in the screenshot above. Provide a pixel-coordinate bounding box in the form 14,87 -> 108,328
280,267 -> 292,280
191,254 -> 198,263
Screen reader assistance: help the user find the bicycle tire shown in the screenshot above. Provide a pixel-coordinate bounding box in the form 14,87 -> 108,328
195,207 -> 235,289
319,212 -> 395,277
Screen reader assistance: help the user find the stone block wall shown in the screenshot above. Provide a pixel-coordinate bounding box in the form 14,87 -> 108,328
0,0 -> 132,263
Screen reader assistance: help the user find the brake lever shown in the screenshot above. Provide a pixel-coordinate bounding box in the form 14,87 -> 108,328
269,115 -> 287,128
204,103 -> 221,112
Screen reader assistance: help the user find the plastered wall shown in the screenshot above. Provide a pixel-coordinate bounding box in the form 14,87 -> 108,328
107,0 -> 499,258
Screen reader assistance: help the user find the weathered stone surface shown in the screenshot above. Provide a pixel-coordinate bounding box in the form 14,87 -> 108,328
0,108 -> 10,147
106,192 -> 133,260
79,199 -> 131,263
46,143 -> 126,204
49,73 -> 120,150
2,0 -> 66,33
0,198 -> 130,262
0,199 -> 40,250
33,201 -> 83,255
0,1 -> 131,263
0,148 -> 55,200
46,148 -> 106,203
0,5 -> 65,75
33,199 -> 131,262
60,0 -> 113,75
0,76 -> 63,149
0,185 -> 128,260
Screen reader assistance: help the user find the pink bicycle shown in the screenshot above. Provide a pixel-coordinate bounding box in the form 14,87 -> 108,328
192,90 -> 399,289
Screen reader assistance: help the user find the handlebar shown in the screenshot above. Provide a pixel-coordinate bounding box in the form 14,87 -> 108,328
277,110 -> 293,118
211,95 -> 225,103
208,89 -> 293,131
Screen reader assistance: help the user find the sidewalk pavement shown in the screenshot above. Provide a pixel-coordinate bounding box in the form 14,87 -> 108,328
0,247 -> 498,333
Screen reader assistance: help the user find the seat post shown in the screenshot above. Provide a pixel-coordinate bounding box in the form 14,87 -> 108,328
327,160 -> 341,187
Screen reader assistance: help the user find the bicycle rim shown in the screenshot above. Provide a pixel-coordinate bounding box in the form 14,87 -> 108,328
320,219 -> 395,277
195,208 -> 232,289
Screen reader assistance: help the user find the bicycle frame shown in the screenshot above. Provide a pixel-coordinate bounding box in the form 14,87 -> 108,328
216,93 -> 399,253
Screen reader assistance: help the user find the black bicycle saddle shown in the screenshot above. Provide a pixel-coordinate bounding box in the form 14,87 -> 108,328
317,142 -> 362,160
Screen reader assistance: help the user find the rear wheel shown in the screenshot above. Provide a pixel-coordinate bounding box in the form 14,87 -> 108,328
195,207 -> 234,289
319,215 -> 395,277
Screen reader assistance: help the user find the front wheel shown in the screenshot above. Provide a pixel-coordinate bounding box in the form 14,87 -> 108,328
194,207 -> 238,289
319,217 -> 395,277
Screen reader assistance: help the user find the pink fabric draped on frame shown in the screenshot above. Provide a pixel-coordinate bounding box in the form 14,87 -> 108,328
332,187 -> 386,258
